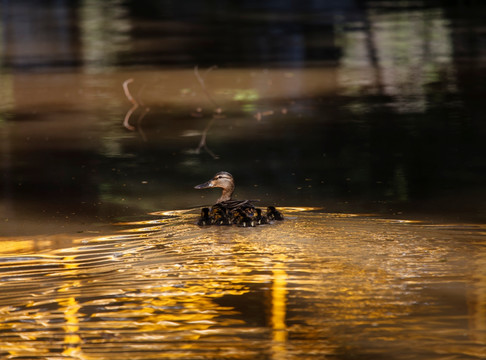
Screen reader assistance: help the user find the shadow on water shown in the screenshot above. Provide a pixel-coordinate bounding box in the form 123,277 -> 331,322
0,208 -> 485,359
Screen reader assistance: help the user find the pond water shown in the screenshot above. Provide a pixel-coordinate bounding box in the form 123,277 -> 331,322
0,1 -> 486,359
0,208 -> 485,359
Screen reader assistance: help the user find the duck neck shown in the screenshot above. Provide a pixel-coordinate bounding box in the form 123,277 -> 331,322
217,185 -> 234,203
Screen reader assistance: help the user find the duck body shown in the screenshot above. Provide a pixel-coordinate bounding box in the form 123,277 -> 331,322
194,171 -> 283,227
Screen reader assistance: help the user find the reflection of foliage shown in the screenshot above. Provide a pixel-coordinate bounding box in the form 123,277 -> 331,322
338,7 -> 455,114
232,89 -> 260,102
80,0 -> 132,73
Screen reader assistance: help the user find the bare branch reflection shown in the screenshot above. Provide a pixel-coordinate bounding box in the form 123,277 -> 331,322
122,78 -> 138,131
194,65 -> 220,109
120,68 -> 294,158
193,65 -> 223,159
122,78 -> 150,141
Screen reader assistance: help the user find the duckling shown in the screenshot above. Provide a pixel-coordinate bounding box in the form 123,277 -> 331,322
254,208 -> 268,225
211,207 -> 230,225
210,202 -> 228,216
231,208 -> 255,227
266,206 -> 284,221
243,206 -> 255,218
197,207 -> 211,226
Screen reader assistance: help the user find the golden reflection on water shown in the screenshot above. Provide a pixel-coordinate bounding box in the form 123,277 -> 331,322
271,256 -> 288,360
0,209 -> 485,359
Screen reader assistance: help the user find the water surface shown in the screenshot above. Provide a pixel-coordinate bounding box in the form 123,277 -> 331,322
0,2 -> 486,359
0,209 -> 485,359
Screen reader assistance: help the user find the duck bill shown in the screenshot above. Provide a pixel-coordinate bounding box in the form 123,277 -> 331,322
194,180 -> 214,189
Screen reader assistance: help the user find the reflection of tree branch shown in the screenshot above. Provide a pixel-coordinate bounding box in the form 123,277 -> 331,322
194,65 -> 221,159
195,117 -> 219,159
194,65 -> 219,109
122,78 -> 138,131
122,78 -> 150,142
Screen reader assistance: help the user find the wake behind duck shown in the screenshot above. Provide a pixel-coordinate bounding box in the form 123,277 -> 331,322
194,171 -> 283,227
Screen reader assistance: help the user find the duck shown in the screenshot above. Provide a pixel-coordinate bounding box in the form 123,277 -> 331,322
194,171 -> 283,226
194,171 -> 257,216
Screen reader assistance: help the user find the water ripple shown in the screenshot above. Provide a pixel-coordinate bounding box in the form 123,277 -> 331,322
0,209 -> 484,359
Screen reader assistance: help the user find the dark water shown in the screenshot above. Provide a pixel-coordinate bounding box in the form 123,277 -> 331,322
0,1 -> 485,359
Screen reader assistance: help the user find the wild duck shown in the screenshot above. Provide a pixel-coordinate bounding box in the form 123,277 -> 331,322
194,171 -> 283,226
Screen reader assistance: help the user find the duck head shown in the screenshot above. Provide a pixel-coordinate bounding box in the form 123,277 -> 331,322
194,171 -> 235,203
